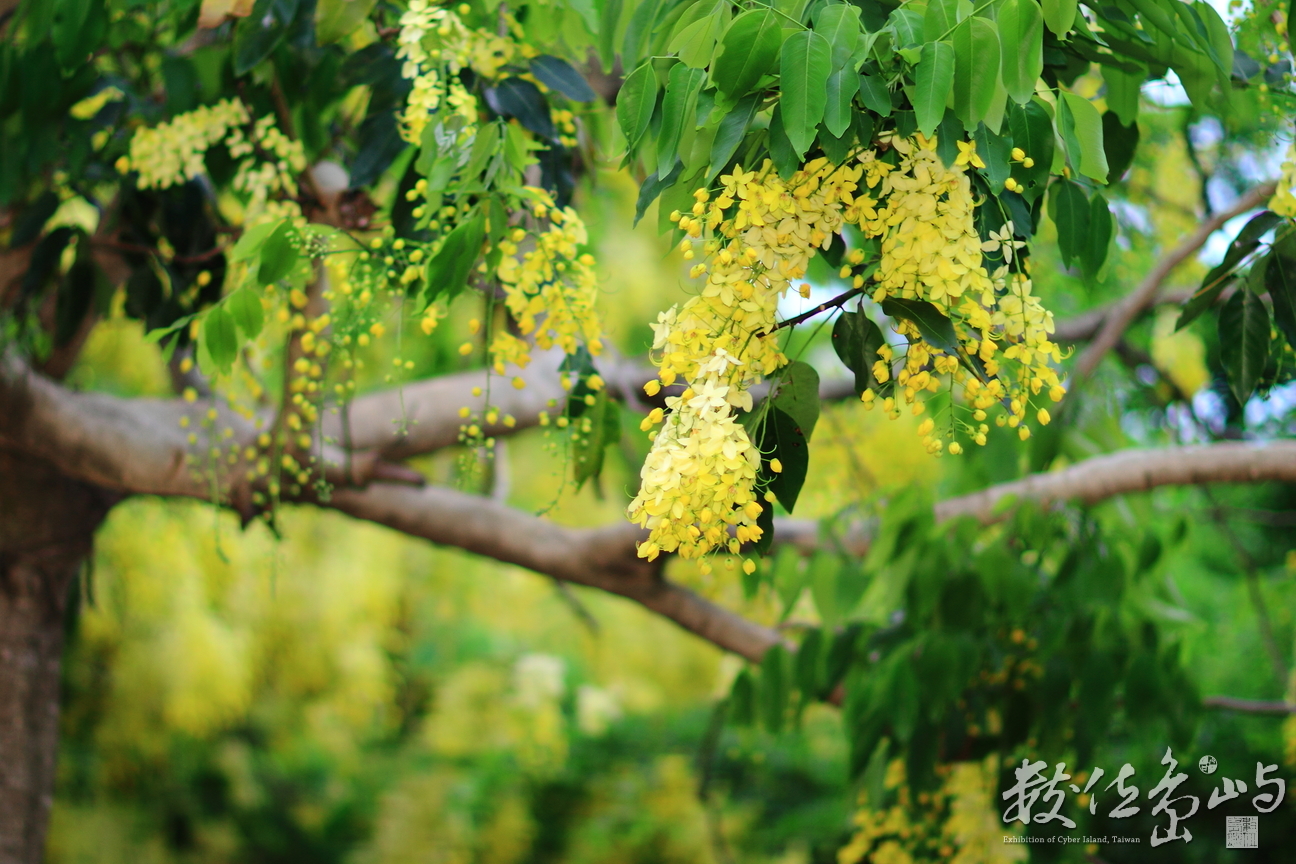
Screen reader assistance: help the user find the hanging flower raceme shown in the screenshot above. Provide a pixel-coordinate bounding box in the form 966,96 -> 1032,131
853,135 -> 1063,451
628,350 -> 764,561
490,188 -> 605,373
396,0 -> 529,143
1271,142 -> 1296,219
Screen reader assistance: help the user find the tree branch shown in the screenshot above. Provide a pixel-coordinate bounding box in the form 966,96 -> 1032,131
1071,182 -> 1276,381
934,440 -> 1296,524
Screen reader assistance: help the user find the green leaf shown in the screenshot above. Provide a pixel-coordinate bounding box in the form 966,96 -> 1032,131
1178,211 -> 1283,331
621,0 -> 661,71
257,221 -> 299,286
997,0 -> 1043,104
810,554 -> 843,628
656,64 -> 705,177
1007,99 -> 1053,200
952,17 -> 1001,131
423,208 -> 486,305
314,0 -> 376,44
1047,178 -> 1088,269
857,73 -> 892,116
923,0 -> 966,43
913,41 -> 955,139
617,63 -> 659,149
823,66 -> 859,138
670,7 -> 727,70
1101,111 -> 1139,182
1040,0 -> 1076,38
464,122 -> 502,182
632,162 -> 682,226
598,0 -> 624,72
572,390 -> 621,488
760,644 -> 790,733
1267,247 -> 1296,351
233,0 -> 298,76
881,297 -> 960,355
707,93 -> 759,181
796,628 -> 825,699
530,55 -> 597,102
772,361 -> 821,441
1058,91 -> 1108,183
815,3 -> 862,71
832,308 -> 889,396
973,124 -> 1013,190
1218,288 -> 1270,405
767,104 -> 798,180
889,7 -> 924,47
729,669 -> 755,726
1081,193 -> 1112,281
227,288 -> 264,341
712,8 -> 783,98
202,306 -> 239,373
744,406 -> 810,512
486,78 -> 555,141
778,31 -> 832,158
1102,62 -> 1142,126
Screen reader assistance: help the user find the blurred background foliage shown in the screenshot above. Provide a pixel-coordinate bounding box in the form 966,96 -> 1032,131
46,75 -> 1296,863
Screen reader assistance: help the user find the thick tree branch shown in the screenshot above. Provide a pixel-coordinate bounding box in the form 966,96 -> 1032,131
1071,183 -> 1276,381
935,440 -> 1296,524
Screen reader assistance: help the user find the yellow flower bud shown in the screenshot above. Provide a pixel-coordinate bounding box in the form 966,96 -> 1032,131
949,442 -> 963,455
1037,408 -> 1051,425
458,342 -> 473,356
770,458 -> 783,474
1019,426 -> 1031,441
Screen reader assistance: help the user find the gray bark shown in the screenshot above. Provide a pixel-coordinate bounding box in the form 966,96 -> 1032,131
0,452 -> 114,864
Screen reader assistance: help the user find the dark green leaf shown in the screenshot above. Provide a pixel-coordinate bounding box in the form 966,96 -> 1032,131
729,669 -> 755,726
1047,179 -> 1088,269
1178,211 -> 1283,331
486,78 -> 555,140
423,208 -> 485,304
707,93 -> 759,181
617,63 -> 659,149
913,41 -> 955,138
1081,192 -> 1112,280
10,191 -> 59,248
767,104 -> 798,180
633,162 -> 682,226
773,361 -> 820,441
1218,288 -> 1270,404
572,389 -> 621,488
1266,248 -> 1296,351
973,124 -> 1013,190
233,0 -> 298,76
796,628 -> 824,699
881,297 -> 960,355
530,55 -> 597,102
1006,99 -> 1053,200
712,8 -> 783,98
744,405 -> 810,512
349,110 -> 405,189
1101,111 -> 1139,181
257,220 -> 299,286
760,644 -> 790,733
832,308 -> 889,396
857,73 -> 893,116
598,0 -> 623,72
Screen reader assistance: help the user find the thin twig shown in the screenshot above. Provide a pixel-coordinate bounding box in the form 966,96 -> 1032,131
766,286 -> 863,334
1202,696 -> 1296,714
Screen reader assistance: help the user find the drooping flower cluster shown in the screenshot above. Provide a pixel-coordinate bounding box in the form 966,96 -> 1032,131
119,99 -> 249,189
492,188 -> 604,373
627,350 -> 765,561
119,99 -> 305,220
396,0 -> 526,143
630,158 -> 864,559
855,135 -> 1063,449
1271,142 -> 1296,218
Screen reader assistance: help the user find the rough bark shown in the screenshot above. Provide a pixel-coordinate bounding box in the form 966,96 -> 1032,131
0,452 -> 115,864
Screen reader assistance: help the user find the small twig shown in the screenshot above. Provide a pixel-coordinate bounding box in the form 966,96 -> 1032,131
766,286 -> 863,335
1202,696 -> 1296,714
551,578 -> 600,635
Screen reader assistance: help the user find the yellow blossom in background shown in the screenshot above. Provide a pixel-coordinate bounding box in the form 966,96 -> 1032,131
1271,142 -> 1296,218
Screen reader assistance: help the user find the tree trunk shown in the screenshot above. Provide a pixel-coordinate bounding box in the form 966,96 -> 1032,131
0,452 -> 114,864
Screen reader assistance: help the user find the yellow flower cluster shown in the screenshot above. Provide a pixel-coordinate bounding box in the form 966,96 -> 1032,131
854,136 -> 1063,451
118,99 -> 248,189
630,158 -> 862,559
627,350 -> 764,561
1271,142 -> 1296,218
118,100 -> 304,219
492,189 -> 604,372
397,0 -> 524,143
230,115 -> 307,216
